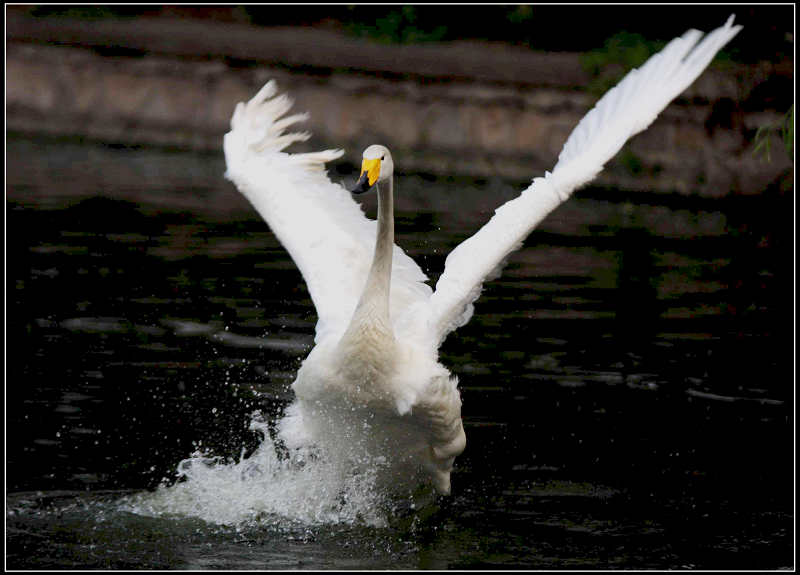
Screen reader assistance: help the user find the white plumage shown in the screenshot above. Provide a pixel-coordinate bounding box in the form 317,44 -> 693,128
223,16 -> 741,495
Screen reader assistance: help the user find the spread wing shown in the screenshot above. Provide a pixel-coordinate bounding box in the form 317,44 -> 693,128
223,81 -> 431,342
426,15 -> 742,345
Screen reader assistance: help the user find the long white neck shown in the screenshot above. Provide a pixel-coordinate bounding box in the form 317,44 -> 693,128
342,177 -> 395,344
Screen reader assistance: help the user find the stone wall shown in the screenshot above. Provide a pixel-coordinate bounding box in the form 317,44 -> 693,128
6,10 -> 793,196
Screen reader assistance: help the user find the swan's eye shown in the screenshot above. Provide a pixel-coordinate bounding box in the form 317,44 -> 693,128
381,155 -> 385,160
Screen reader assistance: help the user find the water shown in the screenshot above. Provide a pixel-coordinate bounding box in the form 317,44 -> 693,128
6,134 -> 794,569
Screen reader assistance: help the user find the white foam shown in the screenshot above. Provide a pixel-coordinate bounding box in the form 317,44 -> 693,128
119,413 -> 426,528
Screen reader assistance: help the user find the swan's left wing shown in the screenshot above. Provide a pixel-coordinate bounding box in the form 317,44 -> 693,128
224,81 -> 430,341
426,16 -> 742,345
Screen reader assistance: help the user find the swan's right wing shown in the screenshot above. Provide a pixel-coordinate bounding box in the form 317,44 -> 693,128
224,81 -> 430,341
426,16 -> 742,345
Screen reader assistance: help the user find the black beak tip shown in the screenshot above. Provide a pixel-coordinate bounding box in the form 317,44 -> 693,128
350,173 -> 373,195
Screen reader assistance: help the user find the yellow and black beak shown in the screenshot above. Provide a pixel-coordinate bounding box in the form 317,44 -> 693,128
350,158 -> 381,194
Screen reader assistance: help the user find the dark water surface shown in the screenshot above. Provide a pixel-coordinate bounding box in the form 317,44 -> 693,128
6,135 -> 794,569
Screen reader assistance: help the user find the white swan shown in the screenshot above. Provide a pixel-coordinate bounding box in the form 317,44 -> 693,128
223,16 -> 742,495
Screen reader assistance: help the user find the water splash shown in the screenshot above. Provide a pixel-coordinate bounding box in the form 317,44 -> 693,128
120,414 -> 426,528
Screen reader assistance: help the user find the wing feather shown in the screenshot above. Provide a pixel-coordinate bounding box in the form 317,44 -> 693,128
426,16 -> 742,345
224,81 -> 431,342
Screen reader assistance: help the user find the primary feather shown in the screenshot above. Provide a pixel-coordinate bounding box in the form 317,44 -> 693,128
427,15 -> 741,345
223,16 -> 741,495
224,81 -> 431,343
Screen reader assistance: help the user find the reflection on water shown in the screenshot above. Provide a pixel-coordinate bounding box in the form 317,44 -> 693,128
6,135 -> 793,569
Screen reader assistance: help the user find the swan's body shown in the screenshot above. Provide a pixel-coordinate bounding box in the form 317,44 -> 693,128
223,17 -> 741,495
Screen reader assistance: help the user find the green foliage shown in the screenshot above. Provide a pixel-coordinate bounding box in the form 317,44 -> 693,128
346,6 -> 448,44
506,5 -> 534,25
30,6 -> 153,19
619,149 -> 644,176
753,105 -> 794,163
580,32 -> 665,96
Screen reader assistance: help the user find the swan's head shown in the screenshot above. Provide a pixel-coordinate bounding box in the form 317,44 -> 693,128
350,145 -> 394,194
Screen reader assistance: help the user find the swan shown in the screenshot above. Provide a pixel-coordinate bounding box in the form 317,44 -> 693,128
223,16 -> 742,495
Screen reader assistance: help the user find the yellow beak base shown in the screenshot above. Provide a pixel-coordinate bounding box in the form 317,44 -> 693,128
361,158 -> 381,187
